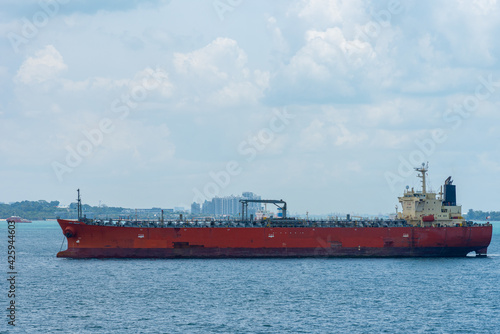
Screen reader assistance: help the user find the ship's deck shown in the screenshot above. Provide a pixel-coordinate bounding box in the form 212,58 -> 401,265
73,218 -> 488,229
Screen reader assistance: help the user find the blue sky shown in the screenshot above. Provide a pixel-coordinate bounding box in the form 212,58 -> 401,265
1,0 -> 500,215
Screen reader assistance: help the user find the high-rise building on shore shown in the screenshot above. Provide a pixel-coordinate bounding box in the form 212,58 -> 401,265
190,202 -> 201,215
191,192 -> 261,217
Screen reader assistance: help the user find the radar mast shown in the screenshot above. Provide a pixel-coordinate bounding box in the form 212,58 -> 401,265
415,162 -> 429,194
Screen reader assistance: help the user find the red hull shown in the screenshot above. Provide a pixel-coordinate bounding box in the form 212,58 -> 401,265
56,219 -> 492,258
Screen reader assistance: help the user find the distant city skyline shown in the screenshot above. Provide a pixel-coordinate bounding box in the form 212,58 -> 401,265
2,1 -> 500,214
197,191 -> 262,217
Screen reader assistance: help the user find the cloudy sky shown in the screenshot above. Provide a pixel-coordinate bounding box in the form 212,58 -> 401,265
1,0 -> 500,215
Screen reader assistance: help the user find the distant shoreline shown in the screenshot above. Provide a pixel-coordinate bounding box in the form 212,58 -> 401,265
0,218 -> 57,222
1,218 -> 499,223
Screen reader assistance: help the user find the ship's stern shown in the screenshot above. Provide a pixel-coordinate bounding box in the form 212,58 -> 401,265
475,247 -> 488,257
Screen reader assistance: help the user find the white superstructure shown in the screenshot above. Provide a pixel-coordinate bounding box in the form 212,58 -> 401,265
397,163 -> 464,227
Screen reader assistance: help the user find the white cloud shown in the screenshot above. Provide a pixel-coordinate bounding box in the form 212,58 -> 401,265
266,16 -> 289,55
369,130 -> 410,149
291,0 -> 367,31
267,26 -> 376,104
129,67 -> 174,99
330,122 -> 367,146
298,111 -> 368,152
423,1 -> 499,66
174,37 -> 246,78
477,151 -> 500,173
15,45 -> 67,84
98,120 -> 176,167
299,119 -> 326,151
304,27 -> 375,70
173,37 -> 269,107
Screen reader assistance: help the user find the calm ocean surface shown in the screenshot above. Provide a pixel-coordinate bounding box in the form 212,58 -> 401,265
1,221 -> 499,333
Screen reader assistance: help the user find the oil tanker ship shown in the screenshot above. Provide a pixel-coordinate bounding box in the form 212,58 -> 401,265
57,165 -> 492,258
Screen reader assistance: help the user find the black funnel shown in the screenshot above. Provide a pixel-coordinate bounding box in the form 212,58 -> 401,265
443,176 -> 456,206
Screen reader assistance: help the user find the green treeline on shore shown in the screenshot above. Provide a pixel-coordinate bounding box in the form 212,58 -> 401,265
0,200 -> 62,220
465,209 -> 500,221
0,200 -> 126,220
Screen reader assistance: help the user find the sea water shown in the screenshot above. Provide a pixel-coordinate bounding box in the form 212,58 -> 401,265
1,221 -> 499,333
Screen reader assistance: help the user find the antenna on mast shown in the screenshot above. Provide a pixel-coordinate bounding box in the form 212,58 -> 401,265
415,162 -> 429,193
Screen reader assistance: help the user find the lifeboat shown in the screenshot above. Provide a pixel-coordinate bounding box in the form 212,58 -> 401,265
422,215 -> 435,222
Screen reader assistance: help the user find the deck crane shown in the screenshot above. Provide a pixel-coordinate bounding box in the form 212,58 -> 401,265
240,199 -> 287,221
